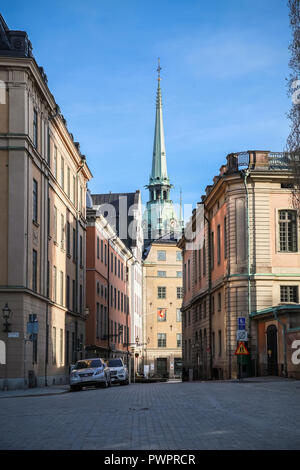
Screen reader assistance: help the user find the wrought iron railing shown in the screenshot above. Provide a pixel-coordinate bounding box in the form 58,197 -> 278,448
268,152 -> 291,170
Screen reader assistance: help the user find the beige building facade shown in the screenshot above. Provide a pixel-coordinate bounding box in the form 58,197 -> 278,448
0,16 -> 92,389
180,150 -> 300,381
143,240 -> 183,378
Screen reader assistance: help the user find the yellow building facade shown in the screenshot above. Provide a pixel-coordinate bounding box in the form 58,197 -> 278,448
142,241 -> 183,378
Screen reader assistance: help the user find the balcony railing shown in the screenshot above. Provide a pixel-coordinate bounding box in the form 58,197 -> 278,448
268,152 -> 291,170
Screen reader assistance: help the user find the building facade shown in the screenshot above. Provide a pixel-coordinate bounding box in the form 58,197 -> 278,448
85,207 -> 134,365
0,16 -> 92,389
88,191 -> 143,376
179,150 -> 300,380
143,241 -> 183,378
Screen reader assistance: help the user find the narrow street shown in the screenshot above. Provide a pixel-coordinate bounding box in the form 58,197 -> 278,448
0,378 -> 299,450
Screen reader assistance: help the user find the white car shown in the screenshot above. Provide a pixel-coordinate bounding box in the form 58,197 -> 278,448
107,358 -> 129,385
70,358 -> 111,391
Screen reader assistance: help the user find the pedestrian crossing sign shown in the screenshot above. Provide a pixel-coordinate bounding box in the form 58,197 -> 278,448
235,341 -> 249,355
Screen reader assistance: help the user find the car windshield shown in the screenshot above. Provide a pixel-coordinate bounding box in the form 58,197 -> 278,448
108,359 -> 123,367
74,360 -> 102,369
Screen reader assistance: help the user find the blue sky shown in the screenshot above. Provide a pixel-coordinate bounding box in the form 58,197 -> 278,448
1,0 -> 292,218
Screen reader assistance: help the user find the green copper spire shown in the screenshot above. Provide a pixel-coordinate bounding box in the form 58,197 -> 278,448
150,58 -> 169,184
143,59 -> 181,245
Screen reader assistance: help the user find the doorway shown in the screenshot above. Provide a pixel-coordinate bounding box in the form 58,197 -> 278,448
156,358 -> 168,377
267,325 -> 278,376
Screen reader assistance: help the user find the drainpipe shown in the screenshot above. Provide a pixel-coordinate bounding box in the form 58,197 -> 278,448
273,308 -> 288,378
241,168 -> 252,375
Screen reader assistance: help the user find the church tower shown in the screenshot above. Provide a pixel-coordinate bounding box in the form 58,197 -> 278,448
143,59 -> 183,244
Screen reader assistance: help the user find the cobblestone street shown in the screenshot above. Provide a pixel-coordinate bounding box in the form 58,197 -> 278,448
0,378 -> 299,450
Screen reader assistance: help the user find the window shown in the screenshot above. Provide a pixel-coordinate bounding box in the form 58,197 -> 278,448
80,235 -> 83,266
158,333 -> 166,348
73,175 -> 76,205
176,308 -> 182,322
67,221 -> 71,255
33,179 -> 38,223
158,271 -> 166,277
32,250 -> 37,292
211,232 -> 214,269
60,328 -> 63,365
66,275 -> 70,309
279,210 -> 297,252
33,109 -> 38,148
217,224 -> 221,265
176,251 -> 182,261
52,326 -> 56,364
158,286 -> 166,299
72,280 -> 76,312
224,216 -> 227,259
211,295 -> 215,314
198,249 -> 201,280
188,260 -> 190,290
203,240 -> 206,276
280,285 -> 298,303
80,285 -> 83,314
47,127 -> 51,165
61,157 -> 64,189
53,266 -> 57,302
105,244 -> 107,266
114,288 -> 116,309
218,292 -> 221,311
157,250 -> 166,261
176,271 -> 182,278
177,333 -> 182,348
54,206 -> 57,242
157,308 -> 167,322
53,146 -> 57,179
218,330 -> 222,356
61,214 -> 65,249
60,271 -> 64,306
212,332 -> 215,357
65,330 -> 69,365
177,287 -> 183,299
73,228 -> 76,262
101,240 -> 104,263
97,237 -> 100,259
67,167 -> 70,198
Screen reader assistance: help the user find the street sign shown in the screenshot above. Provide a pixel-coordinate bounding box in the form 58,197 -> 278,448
8,332 -> 19,338
235,341 -> 250,355
236,330 -> 248,342
238,317 -> 246,330
27,321 -> 38,335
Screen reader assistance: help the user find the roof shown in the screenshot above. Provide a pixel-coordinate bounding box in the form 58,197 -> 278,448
91,191 -> 141,250
250,304 -> 300,318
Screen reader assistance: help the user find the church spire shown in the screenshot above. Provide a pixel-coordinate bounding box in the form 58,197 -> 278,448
150,58 -> 168,184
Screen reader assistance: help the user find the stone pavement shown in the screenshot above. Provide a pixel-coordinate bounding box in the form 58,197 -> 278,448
0,378 -> 299,450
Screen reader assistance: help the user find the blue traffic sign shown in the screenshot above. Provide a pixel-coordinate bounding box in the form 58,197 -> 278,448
238,317 -> 246,330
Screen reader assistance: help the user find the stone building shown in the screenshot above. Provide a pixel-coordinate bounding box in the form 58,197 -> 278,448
90,191 -> 143,376
0,15 -> 92,389
85,205 -> 135,366
179,150 -> 300,380
143,240 -> 183,377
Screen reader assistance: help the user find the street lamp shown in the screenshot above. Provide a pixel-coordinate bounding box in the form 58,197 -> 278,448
2,303 -> 12,332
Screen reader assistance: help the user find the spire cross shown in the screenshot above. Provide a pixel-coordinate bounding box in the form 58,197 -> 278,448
157,57 -> 162,81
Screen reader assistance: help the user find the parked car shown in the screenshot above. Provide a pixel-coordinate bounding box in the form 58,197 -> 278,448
107,358 -> 129,385
70,358 -> 111,391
